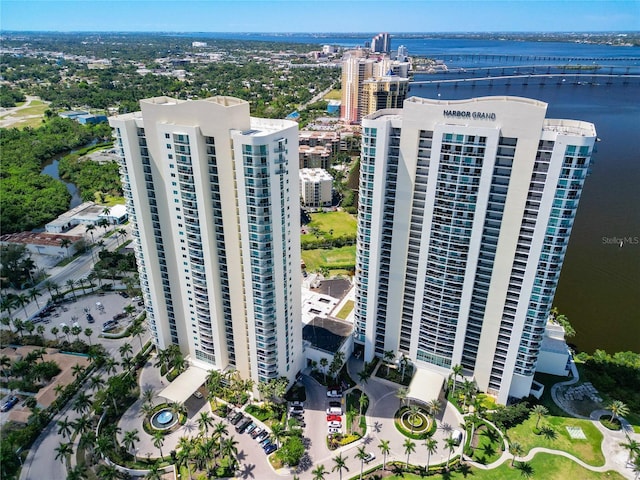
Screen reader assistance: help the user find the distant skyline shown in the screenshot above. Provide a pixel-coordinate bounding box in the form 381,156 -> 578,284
2,0 -> 639,33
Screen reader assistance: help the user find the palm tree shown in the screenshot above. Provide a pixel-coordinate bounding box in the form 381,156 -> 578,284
510,441 -> 524,467
428,398 -> 442,418
119,342 -> 133,360
50,325 -> 59,341
220,436 -> 239,470
620,438 -> 640,464
407,405 -> 421,434
607,400 -> 630,423
104,357 -> 119,375
312,464 -> 327,480
94,434 -> 115,460
320,357 -> 329,383
85,224 -> 96,244
67,464 -> 89,480
403,438 -> 416,468
152,430 -> 165,458
358,368 -> 371,386
57,416 -> 73,438
72,392 -> 92,415
71,363 -> 85,379
424,437 -> 438,472
355,445 -> 369,480
89,374 -> 105,391
359,391 -> 369,420
444,436 -> 458,470
396,386 -> 408,408
129,321 -> 146,350
145,462 -> 163,480
96,464 -> 122,480
332,453 -> 349,480
378,439 -> 390,471
531,404 -> 548,430
84,328 -> 93,345
450,364 -> 463,395
213,420 -> 228,439
59,238 -> 72,258
61,324 -> 71,342
16,293 -> 30,318
142,387 -> 156,406
54,441 -> 73,464
198,411 -> 215,437
28,288 -> 41,309
383,349 -> 395,375
65,279 -> 77,300
0,295 -> 17,323
515,461 -> 534,478
123,428 -> 140,457
270,421 -> 287,448
176,438 -> 193,479
72,414 -> 92,438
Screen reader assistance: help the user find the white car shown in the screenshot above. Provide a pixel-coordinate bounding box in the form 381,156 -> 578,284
290,401 -> 304,408
326,390 -> 342,398
364,452 -> 376,463
327,427 -> 340,434
328,421 -> 342,428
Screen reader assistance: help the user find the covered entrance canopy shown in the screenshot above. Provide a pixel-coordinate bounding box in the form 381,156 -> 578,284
407,368 -> 445,404
158,366 -> 209,404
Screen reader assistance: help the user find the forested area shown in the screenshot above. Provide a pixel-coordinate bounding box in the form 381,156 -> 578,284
58,152 -> 122,202
0,118 -> 111,233
0,85 -> 26,107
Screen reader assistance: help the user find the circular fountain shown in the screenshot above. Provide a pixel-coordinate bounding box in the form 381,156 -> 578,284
150,408 -> 178,430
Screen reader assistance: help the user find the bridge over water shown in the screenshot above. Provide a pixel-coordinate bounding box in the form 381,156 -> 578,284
410,73 -> 640,87
426,53 -> 640,63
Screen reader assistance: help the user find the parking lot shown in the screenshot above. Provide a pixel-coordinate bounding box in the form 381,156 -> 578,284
33,291 -> 142,344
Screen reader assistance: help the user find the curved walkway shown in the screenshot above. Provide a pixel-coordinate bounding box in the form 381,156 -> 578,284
465,360 -> 639,479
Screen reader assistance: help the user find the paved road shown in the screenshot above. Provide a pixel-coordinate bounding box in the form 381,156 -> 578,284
19,320 -> 150,480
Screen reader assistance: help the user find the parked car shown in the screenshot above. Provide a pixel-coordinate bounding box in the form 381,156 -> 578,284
86,313 -> 94,323
327,427 -> 340,434
230,412 -> 244,425
192,390 -> 203,399
244,422 -> 257,434
1,396 -> 18,412
364,452 -> 376,463
326,407 -> 342,415
264,443 -> 278,454
328,401 -> 341,408
256,430 -> 269,442
328,421 -> 342,428
451,429 -> 463,446
326,390 -> 341,398
326,414 -> 342,422
290,401 -> 304,408
289,405 -> 304,415
260,438 -> 272,448
250,427 -> 263,439
235,418 -> 251,432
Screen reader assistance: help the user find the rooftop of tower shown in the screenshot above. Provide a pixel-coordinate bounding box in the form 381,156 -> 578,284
405,95 -> 547,108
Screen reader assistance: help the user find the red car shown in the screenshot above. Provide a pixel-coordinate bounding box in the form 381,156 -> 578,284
326,414 -> 342,422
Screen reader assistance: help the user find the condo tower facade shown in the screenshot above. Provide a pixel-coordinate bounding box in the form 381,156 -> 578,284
110,96 -> 302,385
354,96 -> 596,404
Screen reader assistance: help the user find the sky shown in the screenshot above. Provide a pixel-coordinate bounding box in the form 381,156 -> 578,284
1,0 -> 639,33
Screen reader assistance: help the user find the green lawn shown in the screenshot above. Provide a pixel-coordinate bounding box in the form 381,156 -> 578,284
335,300 -> 354,320
324,89 -> 342,100
507,415 -> 605,466
302,211 -> 357,239
380,452 -> 624,480
470,423 -> 503,465
301,245 -> 356,271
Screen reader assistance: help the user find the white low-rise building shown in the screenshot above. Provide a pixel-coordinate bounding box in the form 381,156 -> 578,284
300,168 -> 333,208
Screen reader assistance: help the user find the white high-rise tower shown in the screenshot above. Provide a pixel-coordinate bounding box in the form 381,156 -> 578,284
354,96 -> 596,404
110,96 -> 302,385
